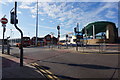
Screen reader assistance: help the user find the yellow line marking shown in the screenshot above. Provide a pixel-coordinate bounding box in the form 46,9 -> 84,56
47,75 -> 55,80
45,70 -> 52,74
53,75 -> 59,80
31,63 -> 60,80
34,63 -> 39,66
40,69 -> 47,73
30,63 -> 35,66
36,66 -> 41,70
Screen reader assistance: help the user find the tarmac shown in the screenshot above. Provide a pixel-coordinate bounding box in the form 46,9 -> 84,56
1,51 -> 48,80
0,44 -> 120,80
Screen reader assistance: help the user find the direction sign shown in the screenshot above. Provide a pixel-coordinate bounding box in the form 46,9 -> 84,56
0,18 -> 8,24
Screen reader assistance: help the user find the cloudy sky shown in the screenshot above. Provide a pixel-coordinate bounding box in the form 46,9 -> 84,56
0,0 -> 119,39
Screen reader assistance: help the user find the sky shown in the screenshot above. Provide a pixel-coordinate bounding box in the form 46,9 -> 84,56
0,0 -> 119,39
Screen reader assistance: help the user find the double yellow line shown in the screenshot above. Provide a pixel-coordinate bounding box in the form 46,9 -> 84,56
31,63 -> 60,80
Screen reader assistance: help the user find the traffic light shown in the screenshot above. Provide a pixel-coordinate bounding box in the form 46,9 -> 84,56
58,34 -> 60,38
10,12 -> 18,24
74,27 -> 77,33
57,25 -> 60,30
66,34 -> 68,38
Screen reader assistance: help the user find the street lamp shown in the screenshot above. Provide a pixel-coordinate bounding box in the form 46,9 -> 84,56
35,0 -> 38,46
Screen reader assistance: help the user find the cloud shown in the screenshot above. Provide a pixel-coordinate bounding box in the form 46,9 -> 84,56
1,0 -> 120,3
17,11 -> 22,14
19,2 -> 118,34
19,2 -> 33,9
41,19 -> 44,21
105,10 -> 116,18
39,25 -> 56,30
32,15 -> 36,18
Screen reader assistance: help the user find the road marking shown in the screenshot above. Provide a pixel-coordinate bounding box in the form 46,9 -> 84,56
30,63 -> 35,66
30,62 -> 60,80
47,75 -> 55,80
45,70 -> 52,74
53,75 -> 60,80
40,69 -> 47,73
34,63 -> 39,66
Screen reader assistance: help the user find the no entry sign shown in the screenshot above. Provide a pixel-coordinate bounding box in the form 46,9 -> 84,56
0,18 -> 8,24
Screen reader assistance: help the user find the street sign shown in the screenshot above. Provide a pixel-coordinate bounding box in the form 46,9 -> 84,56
0,18 -> 8,24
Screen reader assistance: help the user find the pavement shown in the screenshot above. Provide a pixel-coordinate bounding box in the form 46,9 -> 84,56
1,52 -> 48,80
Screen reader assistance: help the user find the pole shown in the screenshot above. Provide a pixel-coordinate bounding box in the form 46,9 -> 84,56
66,34 -> 68,49
58,29 -> 60,48
35,0 -> 38,46
7,37 -> 10,55
93,25 -> 95,39
14,2 -> 23,67
76,41 -> 78,51
10,29 -> 13,46
76,23 -> 79,51
57,25 -> 60,49
85,27 -> 87,48
2,26 -> 5,54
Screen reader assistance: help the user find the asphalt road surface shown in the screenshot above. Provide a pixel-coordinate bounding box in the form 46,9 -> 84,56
10,46 -> 120,80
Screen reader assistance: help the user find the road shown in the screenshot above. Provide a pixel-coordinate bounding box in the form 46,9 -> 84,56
9,46 -> 120,80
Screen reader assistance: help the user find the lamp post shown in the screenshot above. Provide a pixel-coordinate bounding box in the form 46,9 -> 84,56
57,25 -> 60,48
35,0 -> 38,46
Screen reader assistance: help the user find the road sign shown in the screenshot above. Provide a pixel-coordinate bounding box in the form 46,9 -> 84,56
2,24 -> 6,27
0,18 -> 8,24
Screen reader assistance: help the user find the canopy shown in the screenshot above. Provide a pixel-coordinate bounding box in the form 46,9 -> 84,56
81,21 -> 116,36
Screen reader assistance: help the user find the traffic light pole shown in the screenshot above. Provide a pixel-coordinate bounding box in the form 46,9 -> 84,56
57,25 -> 60,49
14,2 -> 23,67
66,34 -> 68,49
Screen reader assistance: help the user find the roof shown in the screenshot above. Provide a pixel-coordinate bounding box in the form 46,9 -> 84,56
81,21 -> 116,36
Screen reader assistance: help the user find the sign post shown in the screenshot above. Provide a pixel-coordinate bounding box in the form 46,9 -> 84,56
0,17 -> 8,54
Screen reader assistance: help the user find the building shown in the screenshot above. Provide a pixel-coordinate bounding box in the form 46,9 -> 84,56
44,34 -> 58,45
81,21 -> 118,44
